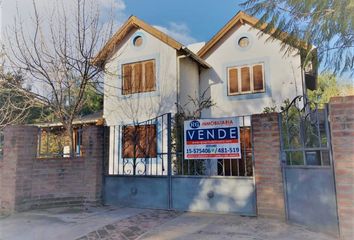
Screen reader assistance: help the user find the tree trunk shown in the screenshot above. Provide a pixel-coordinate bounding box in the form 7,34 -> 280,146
66,123 -> 75,157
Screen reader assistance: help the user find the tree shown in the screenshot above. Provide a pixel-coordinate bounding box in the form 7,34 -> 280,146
241,0 -> 354,76
173,89 -> 215,175
0,70 -> 39,130
5,0 -> 115,155
308,72 -> 354,107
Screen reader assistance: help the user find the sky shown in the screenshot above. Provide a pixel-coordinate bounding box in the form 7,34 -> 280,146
0,0 -> 243,46
0,0 -> 352,81
123,0 -> 242,44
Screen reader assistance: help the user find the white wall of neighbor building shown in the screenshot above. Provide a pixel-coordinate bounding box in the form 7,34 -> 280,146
200,23 -> 304,118
104,28 -> 178,126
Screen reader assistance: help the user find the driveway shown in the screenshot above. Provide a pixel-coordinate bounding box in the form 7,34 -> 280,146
0,206 -> 336,240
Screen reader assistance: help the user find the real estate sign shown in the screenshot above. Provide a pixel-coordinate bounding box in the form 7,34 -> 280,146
184,118 -> 241,159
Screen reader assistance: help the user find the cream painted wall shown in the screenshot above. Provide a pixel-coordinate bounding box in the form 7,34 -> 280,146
103,23 -> 304,174
200,23 -> 304,118
103,28 -> 178,174
103,28 -> 178,126
178,57 -> 200,115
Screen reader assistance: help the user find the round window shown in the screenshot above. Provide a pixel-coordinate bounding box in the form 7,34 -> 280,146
133,35 -> 143,47
238,37 -> 250,48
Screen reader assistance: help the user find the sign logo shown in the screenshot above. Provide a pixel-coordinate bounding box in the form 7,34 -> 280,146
189,120 -> 200,129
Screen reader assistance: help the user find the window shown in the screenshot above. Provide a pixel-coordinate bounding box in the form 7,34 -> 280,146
122,59 -> 156,95
122,124 -> 157,158
38,127 -> 82,158
227,63 -> 265,95
133,35 -> 143,47
238,37 -> 250,48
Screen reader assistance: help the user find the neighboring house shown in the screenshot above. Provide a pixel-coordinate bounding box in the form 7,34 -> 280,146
94,11 -> 317,175
36,111 -> 104,158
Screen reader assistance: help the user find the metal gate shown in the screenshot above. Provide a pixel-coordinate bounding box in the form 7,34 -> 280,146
104,113 -> 256,215
280,96 -> 339,235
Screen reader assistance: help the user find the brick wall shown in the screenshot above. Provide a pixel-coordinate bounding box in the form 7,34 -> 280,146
252,113 -> 285,220
0,125 -> 105,214
329,96 -> 354,240
0,145 -> 3,213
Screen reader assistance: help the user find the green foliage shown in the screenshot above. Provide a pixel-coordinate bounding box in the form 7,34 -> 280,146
63,83 -> 103,118
262,98 -> 291,113
308,73 -> 354,107
37,85 -> 103,124
80,86 -> 103,116
0,71 -> 46,127
263,106 -> 277,114
263,73 -> 354,113
172,89 -> 215,175
241,0 -> 354,76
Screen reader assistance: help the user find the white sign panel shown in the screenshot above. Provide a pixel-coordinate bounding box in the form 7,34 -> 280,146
184,118 -> 241,159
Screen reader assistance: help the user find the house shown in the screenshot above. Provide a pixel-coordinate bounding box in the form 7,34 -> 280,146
94,11 -> 316,175
36,111 -> 104,158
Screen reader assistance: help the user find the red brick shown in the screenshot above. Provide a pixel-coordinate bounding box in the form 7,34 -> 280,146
329,96 -> 354,240
252,113 -> 285,220
1,125 -> 105,214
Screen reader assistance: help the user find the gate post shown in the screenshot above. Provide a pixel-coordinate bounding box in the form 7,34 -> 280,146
252,113 -> 286,220
329,96 -> 354,240
167,113 -> 172,209
0,125 -> 38,214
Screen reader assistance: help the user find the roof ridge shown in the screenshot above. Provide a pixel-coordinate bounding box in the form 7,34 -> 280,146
93,15 -> 210,68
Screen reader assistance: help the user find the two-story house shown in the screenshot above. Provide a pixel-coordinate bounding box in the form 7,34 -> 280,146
94,11 -> 316,175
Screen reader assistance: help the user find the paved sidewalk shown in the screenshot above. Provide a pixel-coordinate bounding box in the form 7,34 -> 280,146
0,206 -> 143,240
76,210 -> 181,240
140,212 -> 336,240
0,207 -> 336,240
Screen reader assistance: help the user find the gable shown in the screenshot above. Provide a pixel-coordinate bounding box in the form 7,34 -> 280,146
197,11 -> 308,59
93,16 -> 210,69
93,16 -> 182,67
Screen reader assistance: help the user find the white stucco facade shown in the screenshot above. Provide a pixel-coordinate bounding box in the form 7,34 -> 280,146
102,19 -> 305,125
178,57 -> 200,114
103,28 -> 178,126
200,23 -> 304,118
100,14 -> 308,175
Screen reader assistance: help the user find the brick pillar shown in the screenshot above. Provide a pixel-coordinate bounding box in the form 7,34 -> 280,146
329,96 -> 354,240
82,126 -> 105,204
252,113 -> 285,220
0,126 -> 37,214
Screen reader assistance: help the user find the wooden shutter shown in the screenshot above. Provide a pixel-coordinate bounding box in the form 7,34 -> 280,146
241,67 -> 250,92
253,64 -> 264,91
137,124 -> 157,158
144,61 -> 155,91
228,68 -> 238,94
122,126 -> 136,158
122,64 -> 132,95
122,124 -> 157,158
133,63 -> 143,93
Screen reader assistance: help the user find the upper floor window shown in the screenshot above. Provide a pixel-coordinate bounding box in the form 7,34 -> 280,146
238,37 -> 250,48
133,35 -> 143,47
227,63 -> 265,95
122,59 -> 156,95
